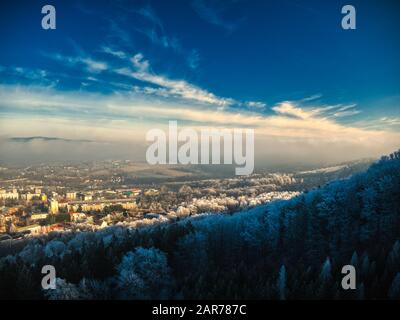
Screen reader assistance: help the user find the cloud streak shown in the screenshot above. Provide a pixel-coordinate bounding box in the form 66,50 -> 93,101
192,0 -> 241,31
115,53 -> 234,106
46,53 -> 108,73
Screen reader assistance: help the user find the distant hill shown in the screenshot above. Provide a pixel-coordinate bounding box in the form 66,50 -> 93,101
9,136 -> 93,143
293,158 -> 374,190
0,150 -> 399,299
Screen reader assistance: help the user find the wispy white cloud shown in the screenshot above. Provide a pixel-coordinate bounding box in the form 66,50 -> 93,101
337,103 -> 357,112
81,58 -> 108,72
137,28 -> 181,51
332,109 -> 361,118
380,117 -> 400,126
139,30 -> 200,70
282,100 -> 361,120
0,66 -> 59,87
340,116 -> 400,133
33,49 -> 261,109
13,67 -> 47,79
301,94 -> 322,102
317,104 -> 361,118
46,53 -> 108,73
272,102 -> 317,119
188,49 -> 200,70
290,92 -> 361,120
192,0 -> 241,32
101,46 -> 127,59
137,4 -> 164,30
245,101 -> 266,109
107,20 -> 133,47
115,53 -> 234,106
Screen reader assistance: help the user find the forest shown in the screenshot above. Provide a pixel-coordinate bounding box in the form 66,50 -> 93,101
0,150 -> 399,299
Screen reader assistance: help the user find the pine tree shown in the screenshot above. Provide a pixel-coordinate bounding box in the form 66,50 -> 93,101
387,240 -> 400,275
320,257 -> 332,282
277,265 -> 286,300
45,278 -> 80,300
358,282 -> 365,300
318,257 -> 333,298
388,273 -> 400,299
350,251 -> 359,269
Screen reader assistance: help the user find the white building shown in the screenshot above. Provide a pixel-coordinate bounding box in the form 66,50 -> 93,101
30,213 -> 49,221
66,192 -> 76,200
49,199 -> 59,214
0,189 -> 19,200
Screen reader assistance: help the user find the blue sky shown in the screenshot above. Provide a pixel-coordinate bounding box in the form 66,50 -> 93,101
0,0 -> 399,164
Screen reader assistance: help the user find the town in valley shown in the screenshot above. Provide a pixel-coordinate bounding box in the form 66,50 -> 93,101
0,159 -> 371,242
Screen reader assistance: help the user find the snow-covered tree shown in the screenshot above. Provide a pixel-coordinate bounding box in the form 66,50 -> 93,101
277,265 -> 286,300
116,247 -> 174,299
45,278 -> 80,300
320,257 -> 332,283
388,273 -> 400,300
